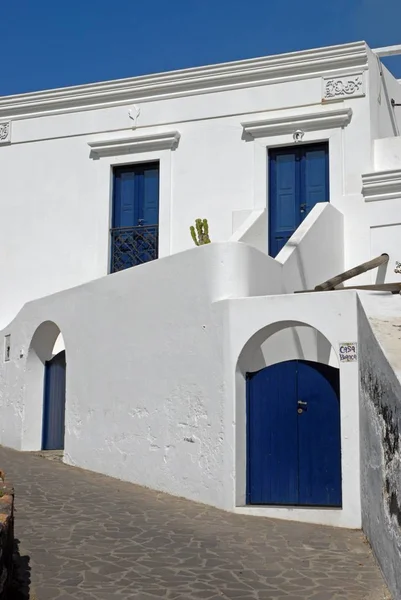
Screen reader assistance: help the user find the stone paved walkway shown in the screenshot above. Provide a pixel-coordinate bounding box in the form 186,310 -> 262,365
0,447 -> 389,600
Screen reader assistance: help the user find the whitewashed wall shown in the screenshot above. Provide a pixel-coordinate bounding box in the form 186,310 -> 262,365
0,240 -> 364,527
0,243 -> 280,508
221,290 -> 360,528
2,42 -> 400,327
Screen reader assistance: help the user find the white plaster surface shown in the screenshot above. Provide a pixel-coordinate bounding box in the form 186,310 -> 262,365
0,243 -> 279,511
0,41 -> 399,327
374,137 -> 401,171
222,290 -> 361,528
0,41 -> 401,550
0,240 -> 360,528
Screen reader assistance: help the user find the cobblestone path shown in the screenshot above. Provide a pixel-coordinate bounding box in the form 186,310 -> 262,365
0,446 -> 389,600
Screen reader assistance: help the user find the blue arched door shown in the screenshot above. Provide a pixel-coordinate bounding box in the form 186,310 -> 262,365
246,360 -> 341,506
42,350 -> 66,451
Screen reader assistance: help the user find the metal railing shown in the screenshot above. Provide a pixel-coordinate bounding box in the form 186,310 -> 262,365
110,225 -> 158,273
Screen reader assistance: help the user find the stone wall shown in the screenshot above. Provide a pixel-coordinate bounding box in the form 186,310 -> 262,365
359,305 -> 401,600
0,476 -> 14,600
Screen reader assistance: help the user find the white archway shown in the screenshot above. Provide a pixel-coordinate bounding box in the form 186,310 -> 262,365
22,321 -> 66,451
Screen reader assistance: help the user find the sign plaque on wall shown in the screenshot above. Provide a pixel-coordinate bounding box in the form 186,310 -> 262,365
339,342 -> 358,363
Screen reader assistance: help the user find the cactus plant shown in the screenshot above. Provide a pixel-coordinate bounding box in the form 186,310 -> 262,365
190,218 -> 211,246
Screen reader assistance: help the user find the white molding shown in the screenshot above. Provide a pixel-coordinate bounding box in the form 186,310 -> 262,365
322,72 -> 365,102
241,107 -> 352,138
88,131 -> 180,158
0,42 -> 368,121
362,170 -> 401,202
0,121 -> 11,145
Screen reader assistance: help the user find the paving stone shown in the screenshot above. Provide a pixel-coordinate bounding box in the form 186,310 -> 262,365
0,446 -> 390,600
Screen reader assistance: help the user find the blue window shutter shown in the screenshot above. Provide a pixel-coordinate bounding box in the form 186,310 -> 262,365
112,168 -> 137,228
111,163 -> 160,273
141,166 -> 160,225
301,144 -> 329,219
269,149 -> 299,256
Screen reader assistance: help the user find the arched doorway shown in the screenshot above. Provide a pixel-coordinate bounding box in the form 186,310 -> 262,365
23,321 -> 66,451
236,320 -> 342,509
246,359 -> 341,507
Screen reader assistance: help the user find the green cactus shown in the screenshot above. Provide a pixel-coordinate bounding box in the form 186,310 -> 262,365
190,218 -> 211,246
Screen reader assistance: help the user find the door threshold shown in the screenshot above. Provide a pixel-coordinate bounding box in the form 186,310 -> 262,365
28,450 -> 64,463
234,505 -> 358,529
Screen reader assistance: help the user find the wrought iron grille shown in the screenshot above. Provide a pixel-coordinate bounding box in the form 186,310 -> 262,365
110,225 -> 158,273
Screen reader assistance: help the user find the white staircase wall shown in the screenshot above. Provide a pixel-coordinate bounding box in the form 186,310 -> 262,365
278,203 -> 344,293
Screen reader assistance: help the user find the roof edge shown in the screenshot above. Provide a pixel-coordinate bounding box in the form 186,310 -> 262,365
0,41 -> 369,121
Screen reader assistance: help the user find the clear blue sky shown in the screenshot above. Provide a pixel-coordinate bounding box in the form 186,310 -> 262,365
2,0 -> 401,96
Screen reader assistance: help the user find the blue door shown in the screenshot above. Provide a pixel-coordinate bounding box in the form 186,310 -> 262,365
42,350 -> 66,451
111,162 -> 159,273
269,143 -> 329,257
246,359 -> 341,506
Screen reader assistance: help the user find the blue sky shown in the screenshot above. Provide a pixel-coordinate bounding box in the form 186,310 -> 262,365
2,0 -> 401,96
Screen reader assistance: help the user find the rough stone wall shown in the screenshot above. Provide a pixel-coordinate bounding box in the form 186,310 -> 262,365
358,305 -> 401,599
0,477 -> 14,600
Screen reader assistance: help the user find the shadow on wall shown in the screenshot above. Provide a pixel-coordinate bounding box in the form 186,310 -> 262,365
238,320 -> 338,374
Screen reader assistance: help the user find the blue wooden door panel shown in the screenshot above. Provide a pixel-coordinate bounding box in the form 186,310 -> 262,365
269,143 -> 329,257
269,149 -> 299,256
42,351 -> 66,451
297,361 -> 342,507
247,359 -> 341,507
247,361 -> 298,505
301,145 -> 329,218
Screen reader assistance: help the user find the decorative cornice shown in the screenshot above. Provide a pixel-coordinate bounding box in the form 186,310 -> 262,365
88,131 -> 180,158
362,170 -> 401,202
241,107 -> 352,138
0,121 -> 11,145
322,72 -> 365,102
0,42 -> 368,121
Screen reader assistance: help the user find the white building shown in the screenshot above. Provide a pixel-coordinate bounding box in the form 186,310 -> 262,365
1,40 -> 401,593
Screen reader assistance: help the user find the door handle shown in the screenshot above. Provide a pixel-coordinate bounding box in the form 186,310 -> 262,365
300,203 -> 306,213
297,400 -> 307,414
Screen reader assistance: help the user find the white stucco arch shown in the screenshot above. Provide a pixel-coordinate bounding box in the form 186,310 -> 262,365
237,319 -> 339,375
22,320 -> 65,451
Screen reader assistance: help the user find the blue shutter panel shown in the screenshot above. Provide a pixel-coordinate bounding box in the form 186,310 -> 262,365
269,149 -> 299,256
301,145 -> 329,218
113,169 -> 137,228
141,167 -> 160,225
